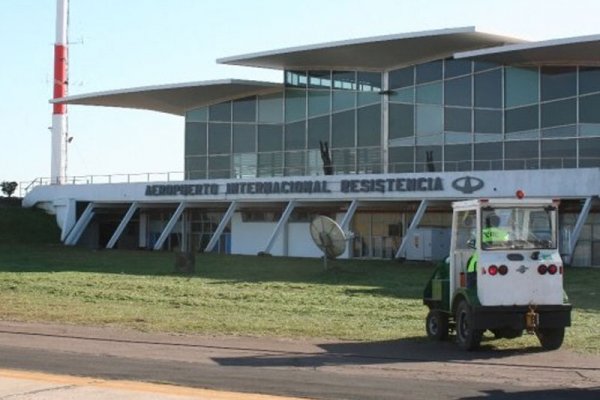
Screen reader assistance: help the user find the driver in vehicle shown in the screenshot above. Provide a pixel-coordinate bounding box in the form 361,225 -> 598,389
466,212 -> 509,288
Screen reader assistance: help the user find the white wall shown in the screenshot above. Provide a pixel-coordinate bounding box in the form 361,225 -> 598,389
287,222 -> 323,258
230,213 -> 284,256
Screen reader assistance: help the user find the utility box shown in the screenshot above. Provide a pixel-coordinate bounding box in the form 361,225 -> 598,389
404,227 -> 450,261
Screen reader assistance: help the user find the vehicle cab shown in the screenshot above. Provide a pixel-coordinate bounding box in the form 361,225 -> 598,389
424,197 -> 571,350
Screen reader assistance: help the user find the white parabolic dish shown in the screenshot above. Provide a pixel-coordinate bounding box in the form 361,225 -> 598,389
309,216 -> 347,258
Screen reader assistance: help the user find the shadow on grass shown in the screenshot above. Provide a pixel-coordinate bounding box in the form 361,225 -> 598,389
212,336 -> 564,369
0,245 -> 435,300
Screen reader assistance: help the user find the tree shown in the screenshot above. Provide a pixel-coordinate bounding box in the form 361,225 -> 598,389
1,181 -> 18,197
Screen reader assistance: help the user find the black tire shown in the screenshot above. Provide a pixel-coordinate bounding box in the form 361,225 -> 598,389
426,310 -> 449,341
536,327 -> 565,351
455,300 -> 483,351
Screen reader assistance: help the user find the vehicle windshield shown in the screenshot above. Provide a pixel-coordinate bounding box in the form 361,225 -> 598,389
481,206 -> 557,250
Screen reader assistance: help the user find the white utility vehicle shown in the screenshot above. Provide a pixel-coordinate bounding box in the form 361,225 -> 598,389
423,196 -> 571,350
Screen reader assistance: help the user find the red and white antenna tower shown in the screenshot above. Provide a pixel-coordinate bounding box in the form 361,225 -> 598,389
51,0 -> 68,184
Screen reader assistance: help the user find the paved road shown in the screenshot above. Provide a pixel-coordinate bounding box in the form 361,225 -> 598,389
0,321 -> 598,399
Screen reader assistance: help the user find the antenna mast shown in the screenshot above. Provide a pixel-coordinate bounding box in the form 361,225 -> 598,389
51,0 -> 68,184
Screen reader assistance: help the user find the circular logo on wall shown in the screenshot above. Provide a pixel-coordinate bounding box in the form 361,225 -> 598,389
452,176 -> 484,194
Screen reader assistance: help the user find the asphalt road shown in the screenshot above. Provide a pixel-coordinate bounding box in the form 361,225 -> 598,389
0,321 -> 598,400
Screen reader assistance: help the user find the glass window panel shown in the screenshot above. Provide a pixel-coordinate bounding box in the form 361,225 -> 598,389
257,152 -> 283,177
284,150 -> 305,176
416,82 -> 442,104
332,148 -> 356,174
541,66 -> 576,101
445,144 -> 472,171
474,61 -> 499,72
444,107 -> 471,132
475,133 -> 504,143
308,71 -> 331,88
308,115 -> 330,149
285,89 -> 306,123
505,130 -> 539,140
285,120 -> 305,150
445,59 -> 472,78
389,66 -> 414,89
208,123 -> 231,154
580,93 -> 600,124
209,102 -> 231,122
389,136 -> 415,147
580,124 -> 600,137
306,149 -> 323,176
579,138 -> 600,167
389,103 -> 414,139
505,140 -> 539,170
505,105 -> 539,133
233,153 -> 257,179
185,122 -> 207,156
185,156 -> 206,179
258,92 -> 283,124
389,87 -> 414,103
332,110 -> 355,148
415,145 -> 442,172
358,91 -> 381,107
579,67 -> 600,95
357,147 -> 382,174
208,155 -> 231,179
233,124 -> 255,153
505,67 -> 539,107
542,125 -> 577,138
186,107 -> 207,122
541,98 -> 576,128
541,139 -> 576,169
445,132 -> 472,144
285,70 -> 307,87
332,71 -> 356,90
416,104 -> 443,136
258,125 -> 283,152
416,135 -> 442,145
475,109 -> 502,133
357,104 -> 381,146
308,90 -> 331,117
232,97 -> 256,122
444,76 -> 471,107
474,142 -> 502,170
416,60 -> 443,84
475,69 -> 502,108
389,146 -> 414,172
357,72 -> 381,91
333,90 -> 355,111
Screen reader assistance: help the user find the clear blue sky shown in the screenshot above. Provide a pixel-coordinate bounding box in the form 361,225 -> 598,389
3,0 -> 600,187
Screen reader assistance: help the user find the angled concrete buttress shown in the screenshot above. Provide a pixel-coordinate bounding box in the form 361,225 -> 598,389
153,202 -> 187,251
106,202 -> 139,249
64,202 -> 95,246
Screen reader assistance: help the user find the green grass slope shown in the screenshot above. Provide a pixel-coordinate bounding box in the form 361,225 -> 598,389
0,198 -> 60,245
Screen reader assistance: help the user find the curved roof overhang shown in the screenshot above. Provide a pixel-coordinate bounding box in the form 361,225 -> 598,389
454,34 -> 600,66
51,79 -> 283,116
217,26 -> 525,71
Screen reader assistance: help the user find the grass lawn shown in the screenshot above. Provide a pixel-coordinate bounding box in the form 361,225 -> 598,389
0,243 -> 598,353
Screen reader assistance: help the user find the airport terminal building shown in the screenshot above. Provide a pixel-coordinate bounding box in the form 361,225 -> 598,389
24,27 -> 600,266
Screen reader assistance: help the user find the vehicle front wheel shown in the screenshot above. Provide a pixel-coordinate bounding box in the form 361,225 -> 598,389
426,310 -> 449,341
455,300 -> 483,351
536,327 -> 565,350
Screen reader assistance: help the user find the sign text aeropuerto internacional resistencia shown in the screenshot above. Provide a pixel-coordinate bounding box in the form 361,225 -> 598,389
145,177 -> 445,197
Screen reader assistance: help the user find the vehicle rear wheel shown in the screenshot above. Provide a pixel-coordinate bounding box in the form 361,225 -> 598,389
536,327 -> 565,350
455,300 -> 483,351
426,310 -> 449,341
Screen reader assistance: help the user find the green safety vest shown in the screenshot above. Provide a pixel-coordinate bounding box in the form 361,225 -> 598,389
467,227 -> 509,273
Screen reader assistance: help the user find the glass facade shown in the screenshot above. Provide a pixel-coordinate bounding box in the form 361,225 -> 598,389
185,62 -> 600,179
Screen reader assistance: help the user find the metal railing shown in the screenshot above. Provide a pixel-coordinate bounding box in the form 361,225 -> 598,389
19,171 -> 184,198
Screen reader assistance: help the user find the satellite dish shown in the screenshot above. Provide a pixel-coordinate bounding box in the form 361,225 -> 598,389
310,216 -> 347,262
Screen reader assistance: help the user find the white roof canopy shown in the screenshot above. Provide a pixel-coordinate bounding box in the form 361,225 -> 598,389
51,79 -> 282,116
217,27 -> 525,71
